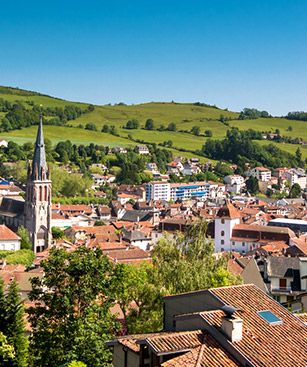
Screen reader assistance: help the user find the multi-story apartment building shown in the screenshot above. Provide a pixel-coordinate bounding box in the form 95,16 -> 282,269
146,181 -> 225,202
145,181 -> 170,201
248,166 -> 272,182
285,168 -> 307,189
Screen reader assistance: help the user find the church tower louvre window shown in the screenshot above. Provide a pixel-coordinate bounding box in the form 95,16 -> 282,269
24,114 -> 52,253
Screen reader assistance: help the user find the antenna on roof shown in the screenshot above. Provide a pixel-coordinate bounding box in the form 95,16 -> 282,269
221,304 -> 237,318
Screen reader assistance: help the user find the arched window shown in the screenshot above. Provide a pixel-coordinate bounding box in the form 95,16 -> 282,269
39,186 -> 43,201
44,186 -> 48,201
221,219 -> 225,224
221,230 -> 225,236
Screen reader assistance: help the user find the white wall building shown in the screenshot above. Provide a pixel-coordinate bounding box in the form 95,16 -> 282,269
146,181 -> 170,201
285,168 -> 307,189
224,175 -> 245,194
214,202 -> 241,253
0,224 -> 21,251
248,167 -> 271,182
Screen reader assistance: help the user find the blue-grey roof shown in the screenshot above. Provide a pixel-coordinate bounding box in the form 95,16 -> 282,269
31,115 -> 48,180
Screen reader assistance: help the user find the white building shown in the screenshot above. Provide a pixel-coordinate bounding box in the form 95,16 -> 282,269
224,175 -> 245,194
285,168 -> 307,189
0,224 -> 21,251
214,201 -> 241,253
136,145 -> 150,155
145,181 -> 170,201
248,167 -> 271,182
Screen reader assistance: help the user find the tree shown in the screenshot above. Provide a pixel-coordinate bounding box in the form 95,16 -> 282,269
51,227 -> 65,240
16,226 -> 31,250
167,122 -> 177,131
151,220 -> 241,295
125,119 -> 139,129
289,183 -> 301,198
101,124 -> 109,133
28,247 -> 119,367
246,176 -> 259,194
0,332 -> 15,365
5,279 -> 28,367
144,118 -> 155,130
191,126 -> 200,136
295,147 -> 302,161
204,129 -> 213,137
85,123 -> 97,131
114,263 -> 162,334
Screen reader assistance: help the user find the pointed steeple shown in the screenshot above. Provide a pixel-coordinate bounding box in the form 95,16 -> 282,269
31,114 -> 48,180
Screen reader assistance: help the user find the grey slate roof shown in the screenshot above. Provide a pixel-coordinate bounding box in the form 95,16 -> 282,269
31,115 -> 48,180
267,257 -> 300,278
0,197 -> 25,217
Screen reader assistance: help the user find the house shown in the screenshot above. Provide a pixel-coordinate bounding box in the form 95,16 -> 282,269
247,166 -> 271,182
112,147 -> 127,154
167,161 -> 184,176
136,145 -> 150,155
182,162 -> 201,176
224,175 -> 245,194
0,140 -> 8,148
285,168 -> 307,189
107,284 -> 307,366
214,201 -> 296,253
146,162 -> 159,174
0,224 -> 21,251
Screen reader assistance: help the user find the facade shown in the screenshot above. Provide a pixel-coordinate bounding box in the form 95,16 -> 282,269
146,181 -> 170,201
285,168 -> 307,189
214,201 -> 241,252
24,116 -> 52,252
268,218 -> 307,234
0,224 -> 21,251
224,175 -> 245,194
248,167 -> 271,182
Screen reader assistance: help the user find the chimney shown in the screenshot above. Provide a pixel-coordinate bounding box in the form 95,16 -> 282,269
221,305 -> 243,343
221,315 -> 243,343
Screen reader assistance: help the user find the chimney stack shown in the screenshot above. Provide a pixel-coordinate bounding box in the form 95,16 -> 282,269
221,305 -> 243,343
221,316 -> 243,343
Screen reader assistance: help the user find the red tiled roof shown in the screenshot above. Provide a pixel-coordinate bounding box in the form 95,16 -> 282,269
162,334 -> 240,367
0,225 -> 20,241
203,284 -> 307,367
217,201 -> 241,219
146,330 -> 204,354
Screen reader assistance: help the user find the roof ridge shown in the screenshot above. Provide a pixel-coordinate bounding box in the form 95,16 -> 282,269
195,344 -> 206,367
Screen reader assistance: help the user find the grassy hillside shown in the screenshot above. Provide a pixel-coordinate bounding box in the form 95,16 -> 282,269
0,85 -> 306,162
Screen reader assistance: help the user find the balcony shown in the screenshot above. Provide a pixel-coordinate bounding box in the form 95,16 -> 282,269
271,286 -> 292,294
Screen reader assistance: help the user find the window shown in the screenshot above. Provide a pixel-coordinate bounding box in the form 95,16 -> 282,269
279,279 -> 287,289
221,240 -> 224,245
221,219 -> 225,224
232,241 -> 235,246
257,310 -> 282,325
242,242 -> 245,246
221,248 -> 224,252
221,230 -> 225,236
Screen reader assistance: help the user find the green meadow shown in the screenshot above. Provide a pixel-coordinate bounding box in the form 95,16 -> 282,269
0,86 -> 306,161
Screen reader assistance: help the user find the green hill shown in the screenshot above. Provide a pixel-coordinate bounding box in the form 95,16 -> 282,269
0,85 -> 306,160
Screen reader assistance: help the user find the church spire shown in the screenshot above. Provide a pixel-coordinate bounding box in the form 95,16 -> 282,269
31,114 -> 48,180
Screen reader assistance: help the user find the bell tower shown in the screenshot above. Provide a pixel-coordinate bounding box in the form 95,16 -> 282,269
24,115 -> 52,253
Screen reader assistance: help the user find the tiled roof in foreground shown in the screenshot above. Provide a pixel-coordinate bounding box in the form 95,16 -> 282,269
162,334 -> 240,367
204,284 -> 307,367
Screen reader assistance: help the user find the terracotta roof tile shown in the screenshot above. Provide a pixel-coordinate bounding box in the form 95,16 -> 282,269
162,334 -> 240,367
203,284 -> 307,367
0,225 -> 20,241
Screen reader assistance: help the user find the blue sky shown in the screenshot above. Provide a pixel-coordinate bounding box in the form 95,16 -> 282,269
1,0 -> 307,114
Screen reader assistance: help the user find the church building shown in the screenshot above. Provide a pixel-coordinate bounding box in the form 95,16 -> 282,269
0,116 -> 52,252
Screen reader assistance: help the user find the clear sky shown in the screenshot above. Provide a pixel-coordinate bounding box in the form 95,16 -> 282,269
1,0 -> 307,114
